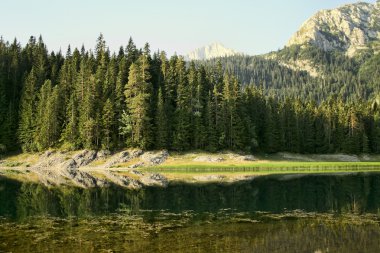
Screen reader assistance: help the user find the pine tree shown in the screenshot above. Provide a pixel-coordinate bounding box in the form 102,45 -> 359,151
101,98 -> 115,150
173,57 -> 190,151
78,57 -> 97,149
34,81 -> 61,150
193,66 -> 207,149
115,56 -> 127,145
18,69 -> 38,151
229,76 -> 245,150
125,37 -> 139,70
155,87 -> 168,149
61,93 -> 80,150
124,55 -> 153,149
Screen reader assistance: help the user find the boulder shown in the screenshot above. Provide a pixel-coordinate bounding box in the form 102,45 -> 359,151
96,150 -> 111,159
141,150 -> 169,165
72,150 -> 97,167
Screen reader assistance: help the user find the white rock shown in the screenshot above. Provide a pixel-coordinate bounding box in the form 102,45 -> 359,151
185,42 -> 241,61
287,2 -> 379,56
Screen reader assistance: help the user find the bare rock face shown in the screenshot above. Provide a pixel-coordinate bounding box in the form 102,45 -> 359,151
141,150 -> 169,165
287,2 -> 380,56
20,149 -> 169,189
72,150 -> 97,167
185,42 -> 241,61
103,151 -> 131,168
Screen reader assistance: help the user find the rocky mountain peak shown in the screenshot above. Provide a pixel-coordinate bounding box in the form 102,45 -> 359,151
185,42 -> 240,61
287,1 -> 379,56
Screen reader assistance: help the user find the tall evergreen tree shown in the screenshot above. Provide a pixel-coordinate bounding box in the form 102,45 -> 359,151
18,69 -> 38,151
124,55 -> 153,148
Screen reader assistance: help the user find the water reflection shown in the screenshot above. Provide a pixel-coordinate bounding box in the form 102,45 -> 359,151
1,173 -> 380,252
2,173 -> 380,219
1,212 -> 380,253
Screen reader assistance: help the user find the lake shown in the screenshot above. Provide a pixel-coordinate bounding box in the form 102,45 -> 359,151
1,172 -> 380,252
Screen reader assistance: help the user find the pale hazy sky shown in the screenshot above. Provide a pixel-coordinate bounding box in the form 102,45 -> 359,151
0,0 -> 376,56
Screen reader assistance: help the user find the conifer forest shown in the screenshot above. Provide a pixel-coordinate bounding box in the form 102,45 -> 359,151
0,34 -> 380,155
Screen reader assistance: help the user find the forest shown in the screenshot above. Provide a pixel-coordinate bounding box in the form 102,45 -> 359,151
0,34 -> 380,154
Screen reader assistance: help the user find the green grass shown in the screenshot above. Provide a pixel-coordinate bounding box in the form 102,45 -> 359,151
143,162 -> 380,175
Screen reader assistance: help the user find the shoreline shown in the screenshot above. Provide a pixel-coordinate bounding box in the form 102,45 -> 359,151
1,149 -> 380,188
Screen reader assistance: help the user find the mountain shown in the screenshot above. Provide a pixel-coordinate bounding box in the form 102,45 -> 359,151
287,1 -> 380,56
185,42 -> 240,61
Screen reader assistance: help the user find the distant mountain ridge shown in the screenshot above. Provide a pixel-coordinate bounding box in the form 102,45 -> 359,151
185,42 -> 240,61
287,1 -> 380,56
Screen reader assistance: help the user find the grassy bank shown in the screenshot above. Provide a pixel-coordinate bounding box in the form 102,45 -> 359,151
140,162 -> 380,181
2,150 -> 380,183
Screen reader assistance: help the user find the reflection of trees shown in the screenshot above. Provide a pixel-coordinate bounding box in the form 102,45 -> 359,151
2,173 -> 380,219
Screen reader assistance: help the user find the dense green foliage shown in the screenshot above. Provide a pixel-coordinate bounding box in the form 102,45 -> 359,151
0,35 -> 380,154
207,45 -> 380,102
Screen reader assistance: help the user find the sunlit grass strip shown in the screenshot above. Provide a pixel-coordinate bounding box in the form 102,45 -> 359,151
144,162 -> 380,174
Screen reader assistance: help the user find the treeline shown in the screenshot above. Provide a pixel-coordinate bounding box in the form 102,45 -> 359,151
1,35 -> 380,154
206,45 -> 380,102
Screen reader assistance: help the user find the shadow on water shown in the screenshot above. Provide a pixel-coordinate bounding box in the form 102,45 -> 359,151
2,173 -> 380,219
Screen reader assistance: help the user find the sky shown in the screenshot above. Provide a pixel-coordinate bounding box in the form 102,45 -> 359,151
0,0 -> 376,56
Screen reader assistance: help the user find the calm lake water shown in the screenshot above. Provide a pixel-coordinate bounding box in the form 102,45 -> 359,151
1,173 -> 380,252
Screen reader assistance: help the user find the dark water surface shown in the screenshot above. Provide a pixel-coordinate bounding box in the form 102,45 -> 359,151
1,173 -> 380,252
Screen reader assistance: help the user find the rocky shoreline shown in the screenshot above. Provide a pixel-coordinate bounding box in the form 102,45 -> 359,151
0,149 -> 170,189
1,149 -> 377,189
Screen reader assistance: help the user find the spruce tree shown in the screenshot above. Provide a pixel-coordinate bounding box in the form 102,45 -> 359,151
18,69 -> 38,151
124,55 -> 153,149
101,98 -> 115,150
155,87 -> 169,149
61,93 -> 80,150
173,57 -> 190,151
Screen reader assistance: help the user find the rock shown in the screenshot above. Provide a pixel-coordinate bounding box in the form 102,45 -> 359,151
103,151 -> 131,168
193,175 -> 226,182
130,170 -> 143,176
287,2 -> 379,56
72,150 -> 97,167
43,150 -> 55,158
279,152 -> 315,162
130,149 -> 144,158
228,154 -> 256,161
61,168 -> 97,188
193,156 -> 224,163
103,171 -> 141,189
141,150 -> 169,165
361,154 -> 371,161
96,150 -> 111,159
185,42 -> 241,61
318,154 -> 360,162
61,159 -> 77,170
140,173 -> 168,187
128,162 -> 145,169
241,155 -> 256,161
